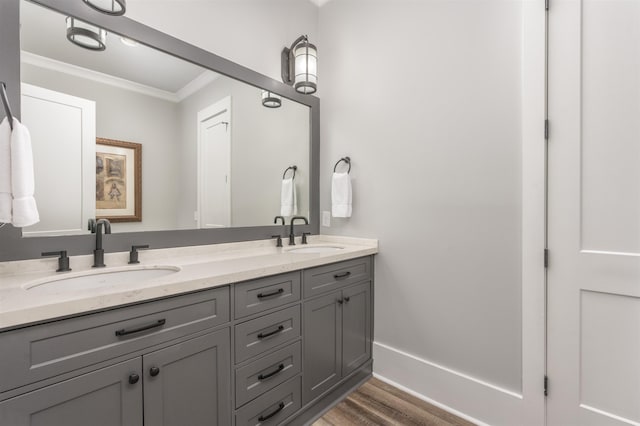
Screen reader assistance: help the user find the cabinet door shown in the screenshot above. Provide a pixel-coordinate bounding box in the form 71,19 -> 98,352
341,281 -> 372,377
143,329 -> 231,426
0,358 -> 142,426
303,291 -> 342,404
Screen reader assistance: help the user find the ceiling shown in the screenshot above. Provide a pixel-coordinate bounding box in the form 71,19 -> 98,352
20,0 -> 215,94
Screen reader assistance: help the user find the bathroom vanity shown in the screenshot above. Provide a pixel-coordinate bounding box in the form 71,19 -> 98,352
0,237 -> 377,425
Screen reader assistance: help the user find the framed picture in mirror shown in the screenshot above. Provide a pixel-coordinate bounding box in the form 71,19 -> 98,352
96,137 -> 142,222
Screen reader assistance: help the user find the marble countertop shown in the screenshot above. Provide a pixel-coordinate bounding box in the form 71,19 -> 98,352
0,235 -> 378,330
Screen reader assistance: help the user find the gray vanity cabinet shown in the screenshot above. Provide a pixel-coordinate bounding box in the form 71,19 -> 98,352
143,329 -> 231,426
303,280 -> 372,404
0,358 -> 143,426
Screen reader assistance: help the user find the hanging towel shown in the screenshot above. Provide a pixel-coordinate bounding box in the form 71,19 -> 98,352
0,117 -> 11,223
331,172 -> 352,218
280,177 -> 297,217
10,118 -> 39,227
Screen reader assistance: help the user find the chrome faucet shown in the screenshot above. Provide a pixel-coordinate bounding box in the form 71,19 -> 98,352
289,216 -> 308,245
88,218 -> 111,267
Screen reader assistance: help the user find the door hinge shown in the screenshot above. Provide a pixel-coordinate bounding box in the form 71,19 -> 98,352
544,119 -> 549,139
545,0 -> 549,11
544,375 -> 549,396
544,249 -> 549,268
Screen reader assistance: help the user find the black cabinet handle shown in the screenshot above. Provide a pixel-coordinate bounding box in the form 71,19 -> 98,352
258,402 -> 285,422
337,298 -> 343,305
257,325 -> 284,339
258,363 -> 285,381
344,296 -> 350,303
257,288 -> 284,299
149,366 -> 160,377
334,271 -> 351,280
128,373 -> 139,384
115,319 -> 166,337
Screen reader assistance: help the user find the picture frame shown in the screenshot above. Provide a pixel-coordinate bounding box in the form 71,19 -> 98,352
95,138 -> 142,222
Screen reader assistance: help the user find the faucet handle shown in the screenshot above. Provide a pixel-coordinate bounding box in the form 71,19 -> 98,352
129,245 -> 150,264
302,232 -> 311,245
88,218 -> 96,233
41,250 -> 71,272
271,235 -> 283,248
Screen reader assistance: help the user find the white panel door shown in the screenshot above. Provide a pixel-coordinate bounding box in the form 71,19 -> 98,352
20,83 -> 96,236
197,96 -> 231,228
548,1 -> 640,425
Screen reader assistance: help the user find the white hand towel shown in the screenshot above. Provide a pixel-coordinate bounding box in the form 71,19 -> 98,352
331,172 -> 352,218
0,118 -> 11,223
10,118 -> 39,227
280,177 -> 297,217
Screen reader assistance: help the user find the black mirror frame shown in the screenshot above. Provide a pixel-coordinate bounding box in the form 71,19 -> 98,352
0,0 -> 319,261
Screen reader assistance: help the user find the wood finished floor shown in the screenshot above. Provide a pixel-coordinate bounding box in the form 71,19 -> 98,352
312,378 -> 476,426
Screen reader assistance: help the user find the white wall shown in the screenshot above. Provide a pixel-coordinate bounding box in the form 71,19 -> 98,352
318,1 -> 524,424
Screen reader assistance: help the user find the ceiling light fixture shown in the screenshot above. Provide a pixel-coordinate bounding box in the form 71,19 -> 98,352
261,90 -> 282,108
66,17 -> 107,51
82,0 -> 126,16
281,35 -> 317,95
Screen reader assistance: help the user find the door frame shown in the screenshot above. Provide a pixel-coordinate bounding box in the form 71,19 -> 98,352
521,1 -> 547,425
196,96 -> 231,229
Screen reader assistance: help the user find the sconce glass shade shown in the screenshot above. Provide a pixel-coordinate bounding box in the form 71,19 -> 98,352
82,0 -> 126,16
281,35 -> 318,95
293,41 -> 317,94
262,90 -> 282,108
66,17 -> 107,51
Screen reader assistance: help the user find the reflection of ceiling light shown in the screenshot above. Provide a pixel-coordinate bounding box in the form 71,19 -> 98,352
121,37 -> 138,47
281,35 -> 317,95
66,17 -> 107,51
82,0 -> 126,16
262,90 -> 282,108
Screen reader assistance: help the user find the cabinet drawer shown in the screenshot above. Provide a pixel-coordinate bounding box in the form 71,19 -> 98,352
303,257 -> 372,298
235,306 -> 300,363
235,341 -> 301,408
0,286 -> 229,393
235,376 -> 301,426
234,272 -> 301,319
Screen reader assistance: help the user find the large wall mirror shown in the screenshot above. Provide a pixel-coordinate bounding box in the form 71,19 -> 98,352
0,0 -> 319,260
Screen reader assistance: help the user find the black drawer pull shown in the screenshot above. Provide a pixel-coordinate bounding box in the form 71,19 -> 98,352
115,319 -> 166,337
128,373 -> 140,384
258,363 -> 285,381
257,325 -> 285,339
258,402 -> 285,422
334,271 -> 351,280
257,288 -> 284,299
149,366 -> 160,377
344,296 -> 350,303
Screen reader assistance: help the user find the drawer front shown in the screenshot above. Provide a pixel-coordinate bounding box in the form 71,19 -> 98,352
0,286 -> 230,393
303,257 -> 372,298
234,272 -> 301,319
234,306 -> 300,363
235,376 -> 301,426
235,341 -> 301,408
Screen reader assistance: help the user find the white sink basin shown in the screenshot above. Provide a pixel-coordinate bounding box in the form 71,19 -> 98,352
23,266 -> 181,292
286,245 -> 344,254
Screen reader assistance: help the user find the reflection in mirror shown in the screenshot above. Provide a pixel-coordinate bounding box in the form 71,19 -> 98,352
19,0 -> 310,236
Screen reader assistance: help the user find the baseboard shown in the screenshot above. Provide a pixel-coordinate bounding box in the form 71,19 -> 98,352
373,342 -> 523,426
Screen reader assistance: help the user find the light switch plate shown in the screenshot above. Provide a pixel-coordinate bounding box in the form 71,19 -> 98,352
322,211 -> 331,227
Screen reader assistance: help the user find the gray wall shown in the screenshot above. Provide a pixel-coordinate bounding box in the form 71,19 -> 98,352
21,62 -> 181,233
318,0 -> 523,392
176,77 -> 310,228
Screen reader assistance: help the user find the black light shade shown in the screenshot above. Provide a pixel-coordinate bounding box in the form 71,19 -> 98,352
66,17 -> 107,51
262,90 -> 282,108
82,0 -> 126,16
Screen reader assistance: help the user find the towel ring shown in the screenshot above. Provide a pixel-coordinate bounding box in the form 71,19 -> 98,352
283,165 -> 297,180
0,82 -> 14,130
333,157 -> 351,174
